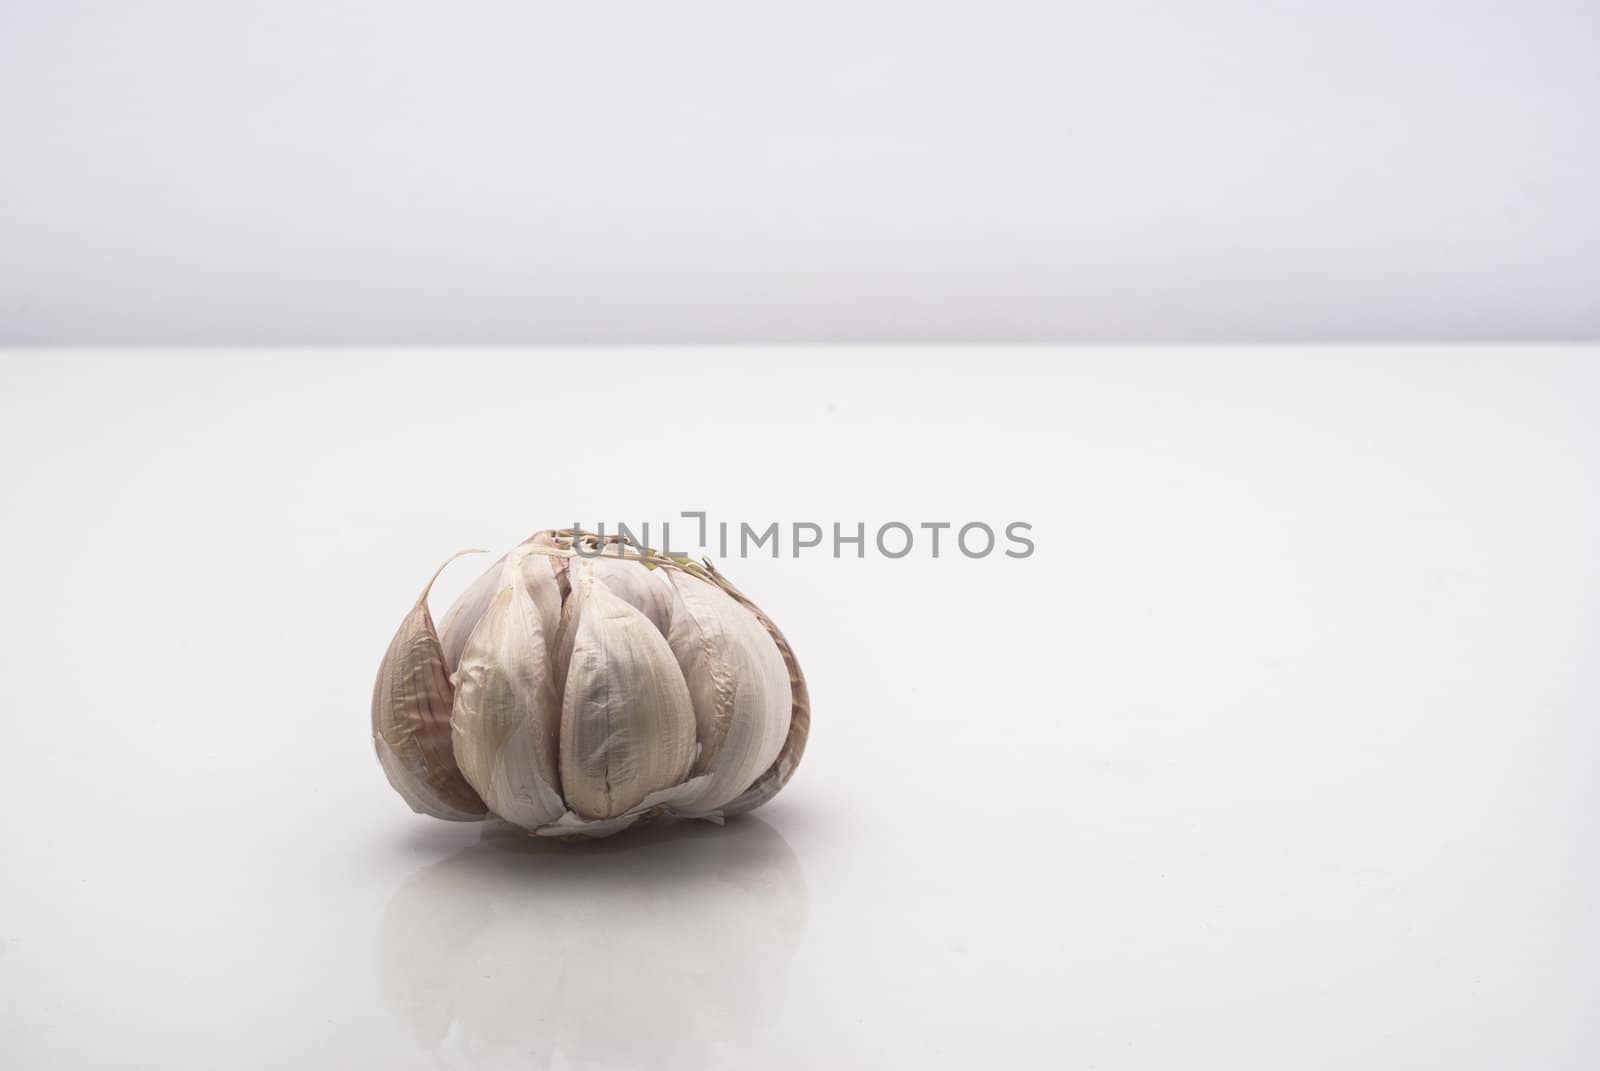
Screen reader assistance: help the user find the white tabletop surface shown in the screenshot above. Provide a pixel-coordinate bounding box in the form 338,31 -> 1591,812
1,348 -> 1595,1069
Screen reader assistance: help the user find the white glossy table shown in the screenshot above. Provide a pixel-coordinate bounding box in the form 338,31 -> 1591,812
1,349 -> 1594,1068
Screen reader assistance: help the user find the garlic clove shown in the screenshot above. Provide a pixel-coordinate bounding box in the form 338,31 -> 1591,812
720,601 -> 810,816
664,571 -> 792,814
551,574 -> 580,702
516,549 -> 566,663
439,535 -> 568,671
450,558 -> 566,829
371,552 -> 490,821
437,554 -> 508,673
587,554 -> 674,636
558,562 -> 697,819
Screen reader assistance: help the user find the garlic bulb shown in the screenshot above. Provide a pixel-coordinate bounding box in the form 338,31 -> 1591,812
372,529 -> 809,837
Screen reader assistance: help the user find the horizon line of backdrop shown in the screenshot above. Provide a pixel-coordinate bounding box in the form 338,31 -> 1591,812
3,1 -> 1598,345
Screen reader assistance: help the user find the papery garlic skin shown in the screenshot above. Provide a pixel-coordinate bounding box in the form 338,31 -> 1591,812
587,555 -> 673,636
716,590 -> 809,818
665,570 -> 791,815
450,553 -> 566,829
371,530 -> 809,838
558,561 -> 697,819
436,552 -> 507,675
371,553 -> 489,821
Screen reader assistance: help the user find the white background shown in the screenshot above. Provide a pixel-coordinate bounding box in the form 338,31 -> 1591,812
3,1 -> 1598,343
0,349 -> 1595,1068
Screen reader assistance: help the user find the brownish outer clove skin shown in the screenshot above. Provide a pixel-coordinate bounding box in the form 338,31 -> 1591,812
371,552 -> 490,820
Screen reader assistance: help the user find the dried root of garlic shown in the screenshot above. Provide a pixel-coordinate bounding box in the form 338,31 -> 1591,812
371,529 -> 809,838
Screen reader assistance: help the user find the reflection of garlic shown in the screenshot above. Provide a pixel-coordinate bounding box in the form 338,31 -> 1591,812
378,818 -> 808,1069
372,529 -> 809,837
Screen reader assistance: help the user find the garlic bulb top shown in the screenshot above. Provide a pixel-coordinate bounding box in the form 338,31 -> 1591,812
372,530 -> 809,838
